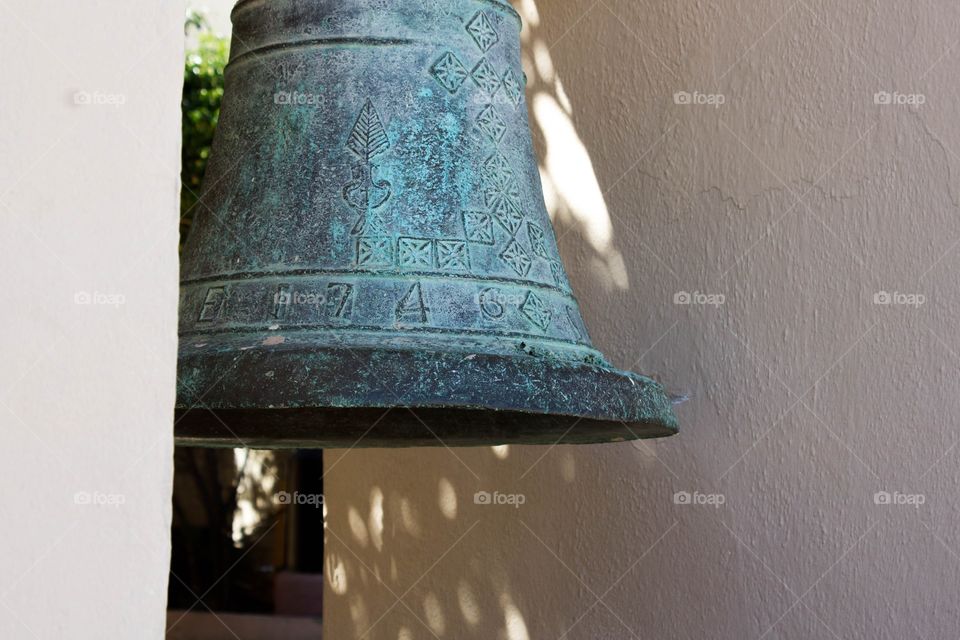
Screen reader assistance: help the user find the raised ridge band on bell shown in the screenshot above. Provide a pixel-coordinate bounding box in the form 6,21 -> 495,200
226,37 -> 420,72
179,268 -> 577,296
179,274 -> 593,354
230,0 -> 523,23
227,0 -> 522,64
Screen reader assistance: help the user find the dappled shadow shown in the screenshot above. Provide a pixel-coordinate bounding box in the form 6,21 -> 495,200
519,0 -> 631,293
323,432 -> 674,640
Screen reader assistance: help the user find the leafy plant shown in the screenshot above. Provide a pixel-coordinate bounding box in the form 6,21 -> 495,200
180,11 -> 229,249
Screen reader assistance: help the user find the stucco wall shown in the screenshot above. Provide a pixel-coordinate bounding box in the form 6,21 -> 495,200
325,1 -> 960,638
0,1 -> 182,638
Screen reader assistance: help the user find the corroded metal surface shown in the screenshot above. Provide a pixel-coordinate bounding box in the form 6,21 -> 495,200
176,0 -> 679,447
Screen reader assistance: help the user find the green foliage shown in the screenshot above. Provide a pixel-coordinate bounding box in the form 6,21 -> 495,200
181,11 -> 229,248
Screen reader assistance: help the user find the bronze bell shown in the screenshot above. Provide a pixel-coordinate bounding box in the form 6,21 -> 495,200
175,0 -> 678,448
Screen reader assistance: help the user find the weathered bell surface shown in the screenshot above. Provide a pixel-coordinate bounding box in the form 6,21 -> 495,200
176,0 -> 679,447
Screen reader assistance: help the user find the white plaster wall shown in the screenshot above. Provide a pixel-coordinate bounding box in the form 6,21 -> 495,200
0,1 -> 183,638
325,1 -> 960,638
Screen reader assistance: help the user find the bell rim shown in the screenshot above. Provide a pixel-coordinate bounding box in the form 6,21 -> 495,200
174,407 -> 678,449
175,343 -> 678,448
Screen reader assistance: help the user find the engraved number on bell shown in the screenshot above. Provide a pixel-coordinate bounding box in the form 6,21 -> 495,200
396,283 -> 429,324
326,283 -> 355,319
479,287 -> 506,320
272,285 -> 293,320
198,287 -> 227,322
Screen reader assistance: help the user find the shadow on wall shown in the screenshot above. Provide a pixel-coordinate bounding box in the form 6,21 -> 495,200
324,435 -> 677,640
325,447 -> 535,640
518,0 -> 632,293
322,2 -> 678,639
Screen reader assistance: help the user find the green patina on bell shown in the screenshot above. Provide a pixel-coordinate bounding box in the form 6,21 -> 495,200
175,0 -> 679,448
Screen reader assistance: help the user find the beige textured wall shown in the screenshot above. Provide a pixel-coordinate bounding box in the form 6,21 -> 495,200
325,1 -> 960,638
0,1 -> 183,638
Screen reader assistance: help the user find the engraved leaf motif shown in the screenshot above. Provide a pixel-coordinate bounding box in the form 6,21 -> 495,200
347,99 -> 390,162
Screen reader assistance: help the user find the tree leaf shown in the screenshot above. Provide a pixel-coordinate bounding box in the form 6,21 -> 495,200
347,99 -> 390,162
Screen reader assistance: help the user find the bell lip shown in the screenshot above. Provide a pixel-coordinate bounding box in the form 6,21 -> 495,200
174,408 -> 678,450
175,344 -> 679,449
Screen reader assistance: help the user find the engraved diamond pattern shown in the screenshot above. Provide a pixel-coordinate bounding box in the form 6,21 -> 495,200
502,69 -> 523,107
437,240 -> 470,270
483,176 -> 521,210
490,198 -> 525,236
550,261 -> 569,290
482,160 -> 523,236
471,58 -> 502,97
357,237 -> 393,267
483,153 -> 514,186
476,105 -> 507,143
466,11 -> 499,52
500,238 -> 532,276
463,211 -> 495,245
397,237 -> 434,268
431,52 -> 469,93
526,222 -> 548,258
520,291 -> 552,331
